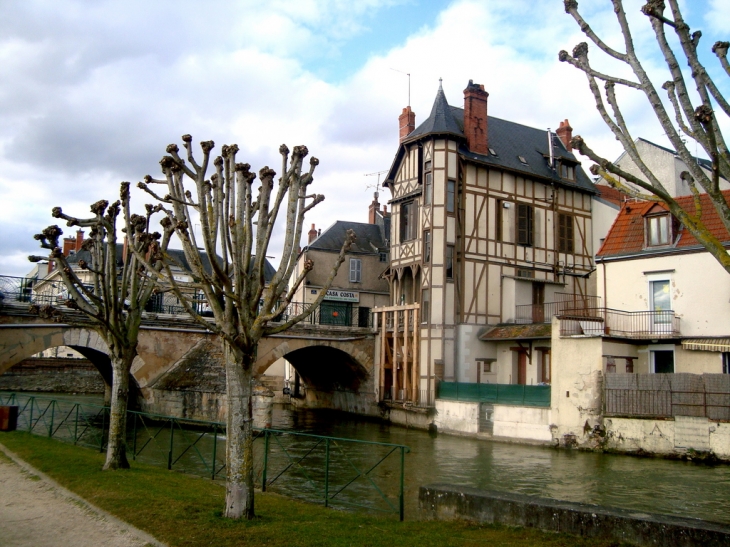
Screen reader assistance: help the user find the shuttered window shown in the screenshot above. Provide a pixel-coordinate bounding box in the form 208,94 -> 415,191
558,213 -> 574,253
517,203 -> 534,246
349,258 -> 361,282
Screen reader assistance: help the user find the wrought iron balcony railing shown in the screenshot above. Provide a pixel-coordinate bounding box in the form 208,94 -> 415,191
515,293 -> 602,324
559,308 -> 680,339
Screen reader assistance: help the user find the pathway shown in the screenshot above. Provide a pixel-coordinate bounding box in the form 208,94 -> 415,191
0,443 -> 163,547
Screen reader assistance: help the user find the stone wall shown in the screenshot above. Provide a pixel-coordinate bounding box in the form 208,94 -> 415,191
420,484 -> 730,547
0,358 -> 104,393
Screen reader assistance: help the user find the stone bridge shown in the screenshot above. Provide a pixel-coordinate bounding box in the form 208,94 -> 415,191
0,305 -> 378,419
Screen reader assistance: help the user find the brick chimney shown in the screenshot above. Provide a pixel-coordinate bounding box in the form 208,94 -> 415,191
62,237 -> 75,257
556,119 -> 573,152
368,192 -> 381,224
308,223 -> 318,244
398,106 -> 416,142
463,80 -> 489,155
75,230 -> 84,252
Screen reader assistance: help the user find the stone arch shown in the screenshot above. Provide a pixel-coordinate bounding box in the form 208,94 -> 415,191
255,337 -> 373,391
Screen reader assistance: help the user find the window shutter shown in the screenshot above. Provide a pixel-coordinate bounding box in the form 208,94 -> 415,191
517,204 -> 533,245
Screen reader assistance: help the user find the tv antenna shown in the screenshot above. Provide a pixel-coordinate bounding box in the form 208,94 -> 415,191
390,68 -> 411,106
365,170 -> 388,192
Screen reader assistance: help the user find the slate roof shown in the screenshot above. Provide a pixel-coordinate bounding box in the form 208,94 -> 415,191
65,244 -> 275,282
389,86 -> 595,194
596,189 -> 730,259
306,221 -> 387,255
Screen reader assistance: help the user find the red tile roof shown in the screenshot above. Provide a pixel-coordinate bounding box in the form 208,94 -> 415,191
595,184 -> 628,207
597,190 -> 730,258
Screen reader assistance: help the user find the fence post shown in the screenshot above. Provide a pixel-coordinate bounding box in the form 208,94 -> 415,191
132,413 -> 138,460
48,400 -> 55,438
28,397 -> 34,433
261,430 -> 269,492
168,419 -> 174,470
100,409 -> 106,453
324,438 -> 330,508
74,405 -> 79,445
211,424 -> 218,480
399,446 -> 405,522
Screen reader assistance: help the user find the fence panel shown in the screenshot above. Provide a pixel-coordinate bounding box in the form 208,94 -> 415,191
437,382 -> 550,407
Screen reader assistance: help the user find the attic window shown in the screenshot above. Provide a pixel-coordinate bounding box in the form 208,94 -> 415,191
489,148 -> 498,156
518,156 -> 528,165
646,214 -> 670,247
559,161 -> 575,181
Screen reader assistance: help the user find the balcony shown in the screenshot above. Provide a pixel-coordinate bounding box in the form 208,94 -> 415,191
515,293 -> 601,324
559,308 -> 681,339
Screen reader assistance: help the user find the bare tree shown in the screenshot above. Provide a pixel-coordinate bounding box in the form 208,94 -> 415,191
136,137 -> 354,519
29,184 -> 171,470
560,0 -> 730,272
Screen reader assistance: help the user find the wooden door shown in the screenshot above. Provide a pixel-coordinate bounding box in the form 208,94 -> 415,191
517,352 -> 527,385
532,283 -> 545,323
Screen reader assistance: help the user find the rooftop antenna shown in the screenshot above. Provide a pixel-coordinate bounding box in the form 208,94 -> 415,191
390,68 -> 411,106
365,170 -> 388,191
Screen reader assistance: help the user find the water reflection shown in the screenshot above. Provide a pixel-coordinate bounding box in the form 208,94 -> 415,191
271,405 -> 730,524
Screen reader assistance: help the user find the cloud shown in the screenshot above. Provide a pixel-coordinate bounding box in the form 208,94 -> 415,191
1,0 -> 728,277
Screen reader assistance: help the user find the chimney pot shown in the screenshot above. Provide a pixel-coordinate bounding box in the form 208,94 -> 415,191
556,119 -> 573,152
398,106 -> 416,142
463,80 -> 489,155
308,223 -> 318,244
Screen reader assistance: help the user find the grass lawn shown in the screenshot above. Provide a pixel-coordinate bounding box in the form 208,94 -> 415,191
0,431 -> 629,547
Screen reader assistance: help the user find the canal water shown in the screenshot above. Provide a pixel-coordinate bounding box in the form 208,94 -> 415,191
271,405 -> 730,525
8,393 -> 730,524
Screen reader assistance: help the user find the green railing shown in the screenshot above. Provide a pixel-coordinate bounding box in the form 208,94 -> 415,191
0,392 -> 409,520
438,382 -> 551,407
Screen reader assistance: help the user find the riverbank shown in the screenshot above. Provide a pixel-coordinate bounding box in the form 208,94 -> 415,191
0,432 -> 632,547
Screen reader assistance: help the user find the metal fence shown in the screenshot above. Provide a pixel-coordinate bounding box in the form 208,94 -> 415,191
0,392 -> 409,519
0,274 -> 373,329
383,388 -> 435,408
559,308 -> 680,338
437,382 -> 551,407
604,373 -> 730,421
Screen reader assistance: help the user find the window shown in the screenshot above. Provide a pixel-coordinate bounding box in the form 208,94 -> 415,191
421,289 -> 430,324
446,179 -> 456,214
379,252 -> 387,262
558,213 -> 574,253
650,279 -> 671,324
517,203 -> 534,246
423,230 -> 431,263
446,245 -> 454,279
399,200 -> 418,242
723,353 -> 730,374
559,161 -> 575,180
495,200 -> 504,241
424,160 -> 432,206
482,361 -> 493,373
349,258 -> 361,282
646,214 -> 670,246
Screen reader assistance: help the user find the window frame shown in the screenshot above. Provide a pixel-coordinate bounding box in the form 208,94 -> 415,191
421,288 -> 430,324
646,213 -> 671,247
446,179 -> 456,214
424,160 -> 432,206
516,203 -> 534,246
423,229 -> 431,263
399,200 -> 418,242
557,212 -> 574,253
349,257 -> 362,283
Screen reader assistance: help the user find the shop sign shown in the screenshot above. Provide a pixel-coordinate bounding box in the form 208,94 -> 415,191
323,289 -> 359,302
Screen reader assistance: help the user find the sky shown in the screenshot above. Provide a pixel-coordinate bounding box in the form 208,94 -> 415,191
1,0 -> 728,277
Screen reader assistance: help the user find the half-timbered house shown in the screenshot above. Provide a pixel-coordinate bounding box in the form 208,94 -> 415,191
374,80 -> 596,406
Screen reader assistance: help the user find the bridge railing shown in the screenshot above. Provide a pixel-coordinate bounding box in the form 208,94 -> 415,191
1,275 -> 373,329
0,392 -> 409,519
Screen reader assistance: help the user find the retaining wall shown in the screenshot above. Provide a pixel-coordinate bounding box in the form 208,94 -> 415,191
419,484 -> 730,547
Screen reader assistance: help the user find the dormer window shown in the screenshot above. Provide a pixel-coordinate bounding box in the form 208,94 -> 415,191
646,214 -> 670,246
559,160 -> 575,181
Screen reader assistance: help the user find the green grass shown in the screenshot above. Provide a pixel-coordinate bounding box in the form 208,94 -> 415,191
0,431 -> 628,547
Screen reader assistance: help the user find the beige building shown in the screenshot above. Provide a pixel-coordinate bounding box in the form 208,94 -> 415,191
375,80 -> 596,405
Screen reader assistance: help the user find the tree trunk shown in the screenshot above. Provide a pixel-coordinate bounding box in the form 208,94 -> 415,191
223,340 -> 256,519
103,352 -> 132,470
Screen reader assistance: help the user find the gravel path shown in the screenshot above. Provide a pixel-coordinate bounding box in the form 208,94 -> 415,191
0,443 -> 165,547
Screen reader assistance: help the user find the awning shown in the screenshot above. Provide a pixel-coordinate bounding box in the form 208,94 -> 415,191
682,338 -> 730,352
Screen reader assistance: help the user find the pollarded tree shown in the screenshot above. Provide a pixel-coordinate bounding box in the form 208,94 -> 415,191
135,137 -> 354,519
29,184 -> 171,469
560,0 -> 730,273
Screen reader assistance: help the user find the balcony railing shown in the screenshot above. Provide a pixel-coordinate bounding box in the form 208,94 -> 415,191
559,308 -> 680,339
515,293 -> 601,324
